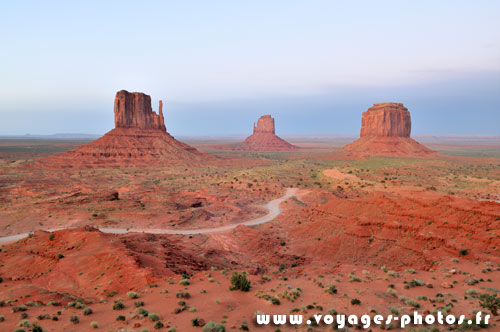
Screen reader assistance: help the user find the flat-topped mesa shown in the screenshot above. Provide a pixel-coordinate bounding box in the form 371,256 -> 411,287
360,102 -> 411,137
114,90 -> 166,131
342,102 -> 435,157
253,114 -> 275,134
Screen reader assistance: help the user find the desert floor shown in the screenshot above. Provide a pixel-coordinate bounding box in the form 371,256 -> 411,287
0,137 -> 499,331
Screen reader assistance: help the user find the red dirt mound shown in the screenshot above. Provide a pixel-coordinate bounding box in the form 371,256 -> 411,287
0,227 -> 158,300
282,190 -> 500,269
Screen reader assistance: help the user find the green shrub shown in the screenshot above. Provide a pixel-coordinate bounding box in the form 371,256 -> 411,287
179,279 -> 190,286
154,321 -> 164,329
127,291 -> 139,299
90,321 -> 99,328
176,292 -> 191,299
459,249 -> 468,256
351,298 -> 361,305
137,308 -> 149,316
230,272 -> 251,292
116,315 -> 126,321
70,315 -> 79,324
149,313 -> 160,321
12,305 -> 28,312
479,293 -> 499,316
18,320 -> 31,328
113,300 -> 124,310
270,297 -> 281,305
31,324 -> 43,332
405,299 -> 420,308
83,307 -> 93,315
326,285 -> 337,294
203,321 -> 226,332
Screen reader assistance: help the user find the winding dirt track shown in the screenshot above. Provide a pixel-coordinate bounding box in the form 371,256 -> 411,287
0,188 -> 298,244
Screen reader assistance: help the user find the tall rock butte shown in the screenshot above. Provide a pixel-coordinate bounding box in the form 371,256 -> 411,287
343,103 -> 434,157
39,90 -> 211,168
217,115 -> 298,151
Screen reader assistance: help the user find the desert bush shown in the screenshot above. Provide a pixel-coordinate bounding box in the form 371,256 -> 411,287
405,299 -> 420,308
83,307 -> 93,315
149,313 -> 160,321
134,301 -> 145,307
230,272 -> 251,292
270,297 -> 281,305
70,315 -> 79,324
408,279 -> 425,288
90,321 -> 98,328
176,292 -> 191,299
479,293 -> 499,316
351,298 -> 361,305
154,321 -> 164,329
18,320 -> 31,328
326,285 -> 337,294
127,291 -> 139,299
116,315 -> 126,321
31,324 -> 43,332
12,305 -> 28,312
137,308 -> 149,316
179,279 -> 190,286
113,300 -> 125,310
203,321 -> 226,332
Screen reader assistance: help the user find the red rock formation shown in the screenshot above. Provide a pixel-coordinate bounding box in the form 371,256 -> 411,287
360,103 -> 411,137
114,90 -> 166,131
216,115 -> 298,151
38,90 -> 213,168
343,103 -> 434,157
253,114 -> 275,134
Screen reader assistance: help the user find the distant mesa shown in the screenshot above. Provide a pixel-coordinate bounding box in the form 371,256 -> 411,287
216,115 -> 298,151
343,102 -> 435,157
38,90 -> 212,168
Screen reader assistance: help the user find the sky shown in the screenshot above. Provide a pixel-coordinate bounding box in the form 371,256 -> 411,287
1,1 -> 499,136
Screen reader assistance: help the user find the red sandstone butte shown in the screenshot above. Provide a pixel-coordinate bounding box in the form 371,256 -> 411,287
217,115 -> 298,151
114,90 -> 166,131
343,102 -> 434,157
38,90 -> 212,168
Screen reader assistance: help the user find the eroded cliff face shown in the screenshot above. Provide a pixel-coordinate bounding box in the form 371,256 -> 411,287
114,90 -> 165,131
360,103 -> 411,137
343,102 -> 434,157
253,115 -> 275,134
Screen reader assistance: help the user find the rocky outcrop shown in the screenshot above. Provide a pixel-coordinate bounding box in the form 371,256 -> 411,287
215,115 -> 298,151
360,103 -> 411,137
343,103 -> 434,157
38,90 -> 213,168
253,114 -> 275,134
114,90 -> 166,131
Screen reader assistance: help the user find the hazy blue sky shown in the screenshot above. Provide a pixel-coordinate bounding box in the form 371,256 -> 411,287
1,1 -> 499,136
